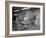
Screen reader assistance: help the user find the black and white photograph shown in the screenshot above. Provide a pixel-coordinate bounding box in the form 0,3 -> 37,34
7,3 -> 45,36
12,7 -> 40,31
5,1 -> 45,37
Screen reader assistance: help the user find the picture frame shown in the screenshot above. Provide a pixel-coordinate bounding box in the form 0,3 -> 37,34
5,1 -> 45,37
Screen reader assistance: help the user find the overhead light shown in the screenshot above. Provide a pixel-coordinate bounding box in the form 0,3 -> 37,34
21,7 -> 31,10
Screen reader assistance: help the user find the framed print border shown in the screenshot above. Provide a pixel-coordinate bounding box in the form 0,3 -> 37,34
5,1 -> 45,37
